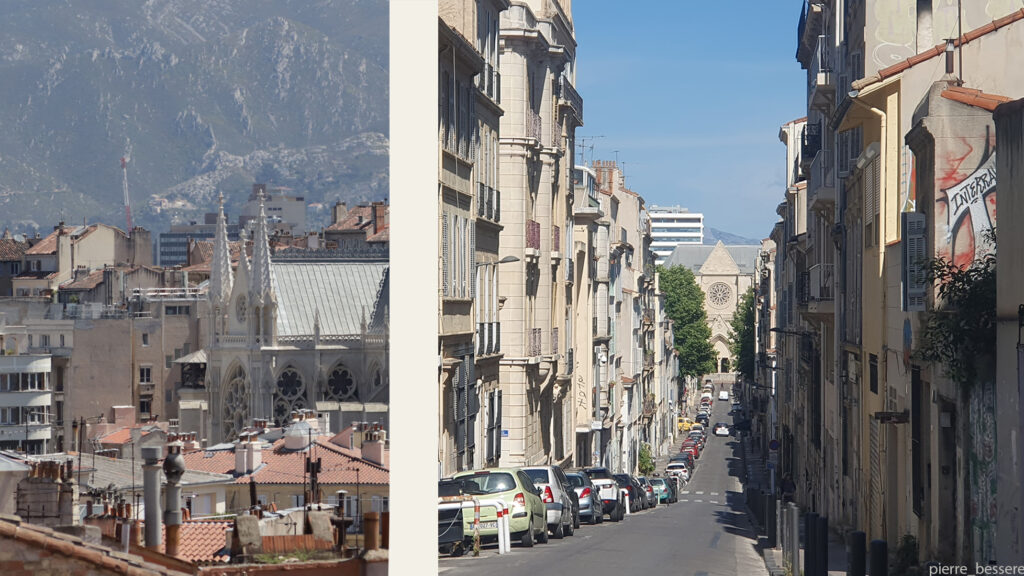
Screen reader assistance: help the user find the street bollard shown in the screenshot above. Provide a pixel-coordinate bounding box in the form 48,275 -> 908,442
848,530 -> 866,576
805,512 -> 818,576
816,515 -> 828,576
869,539 -> 888,576
766,494 -> 777,548
788,504 -> 800,575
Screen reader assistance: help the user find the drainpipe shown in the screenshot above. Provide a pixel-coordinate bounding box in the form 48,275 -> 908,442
141,445 -> 162,549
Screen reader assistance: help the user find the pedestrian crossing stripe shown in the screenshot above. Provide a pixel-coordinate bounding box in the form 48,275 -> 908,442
695,499 -> 703,502
711,492 -> 719,496
682,491 -> 690,494
696,491 -> 704,494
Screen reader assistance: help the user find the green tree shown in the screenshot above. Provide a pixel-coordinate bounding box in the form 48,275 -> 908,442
729,286 -> 756,382
914,232 -> 996,388
638,443 -> 655,476
658,265 -> 717,380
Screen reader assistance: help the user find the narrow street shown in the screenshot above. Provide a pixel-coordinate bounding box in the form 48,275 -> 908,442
439,397 -> 768,576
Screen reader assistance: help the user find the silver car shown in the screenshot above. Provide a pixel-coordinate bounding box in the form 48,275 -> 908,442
523,465 -> 576,539
566,471 -> 603,525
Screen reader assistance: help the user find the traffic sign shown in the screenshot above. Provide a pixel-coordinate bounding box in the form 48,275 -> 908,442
769,439 -> 780,451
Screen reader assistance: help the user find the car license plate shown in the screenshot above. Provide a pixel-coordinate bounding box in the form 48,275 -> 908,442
473,521 -> 498,530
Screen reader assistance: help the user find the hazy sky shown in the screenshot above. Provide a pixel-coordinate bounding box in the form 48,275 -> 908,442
574,2 -> 808,241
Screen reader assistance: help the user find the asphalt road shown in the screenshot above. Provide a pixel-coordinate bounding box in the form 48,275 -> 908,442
438,397 -> 768,576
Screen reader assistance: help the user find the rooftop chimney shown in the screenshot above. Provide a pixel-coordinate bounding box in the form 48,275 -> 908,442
141,446 -> 162,549
163,439 -> 185,557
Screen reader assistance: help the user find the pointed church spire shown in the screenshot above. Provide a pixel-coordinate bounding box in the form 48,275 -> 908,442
238,227 -> 251,278
209,193 -> 234,308
249,188 -> 274,306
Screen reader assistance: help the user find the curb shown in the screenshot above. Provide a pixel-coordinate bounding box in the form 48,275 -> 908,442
739,434 -> 783,576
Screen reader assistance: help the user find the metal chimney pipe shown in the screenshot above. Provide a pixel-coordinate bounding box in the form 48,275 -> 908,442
163,440 -> 186,557
141,446 -> 162,549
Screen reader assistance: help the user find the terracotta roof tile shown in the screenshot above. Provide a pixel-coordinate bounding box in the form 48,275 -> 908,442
0,238 -> 27,261
940,86 -> 1013,111
24,229 -> 60,255
853,9 -> 1024,91
325,206 -> 375,232
0,516 -> 179,575
149,521 -> 233,563
63,269 -> 107,291
181,436 -> 389,487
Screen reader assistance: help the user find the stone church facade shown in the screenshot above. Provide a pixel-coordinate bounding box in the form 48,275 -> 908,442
663,241 -> 759,373
188,195 -> 389,444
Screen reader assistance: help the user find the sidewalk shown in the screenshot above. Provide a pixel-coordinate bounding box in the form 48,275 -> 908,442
739,434 -> 849,576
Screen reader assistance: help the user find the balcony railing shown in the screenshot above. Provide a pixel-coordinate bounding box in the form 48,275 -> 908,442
808,34 -> 833,105
477,62 -> 501,104
809,263 -> 835,301
552,327 -> 559,356
552,225 -> 561,254
556,75 -> 583,124
802,122 -> 821,166
477,183 -> 501,222
525,107 -> 543,141
526,220 -> 541,251
528,328 -> 542,357
477,322 -> 501,356
797,272 -> 810,305
810,150 -> 834,194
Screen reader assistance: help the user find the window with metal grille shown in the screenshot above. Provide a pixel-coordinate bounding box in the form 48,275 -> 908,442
902,212 -> 927,311
869,353 -> 878,394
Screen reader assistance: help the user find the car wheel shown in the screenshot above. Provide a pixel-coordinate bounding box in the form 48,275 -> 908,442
573,509 -> 580,530
615,502 -> 624,521
537,519 -> 549,544
521,519 -> 535,548
565,515 -> 575,537
552,521 -> 564,539
590,510 -> 600,525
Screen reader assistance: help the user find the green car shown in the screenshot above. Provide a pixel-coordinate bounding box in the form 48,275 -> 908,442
452,468 -> 549,547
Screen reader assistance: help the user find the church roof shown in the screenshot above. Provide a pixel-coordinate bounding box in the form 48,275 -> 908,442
271,262 -> 388,336
661,242 -> 761,276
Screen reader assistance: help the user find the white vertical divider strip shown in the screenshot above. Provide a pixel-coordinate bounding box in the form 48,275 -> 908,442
390,1 -> 438,573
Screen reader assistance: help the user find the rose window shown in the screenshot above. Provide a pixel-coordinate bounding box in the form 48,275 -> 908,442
325,365 -> 358,401
272,367 -> 307,426
708,282 -> 732,308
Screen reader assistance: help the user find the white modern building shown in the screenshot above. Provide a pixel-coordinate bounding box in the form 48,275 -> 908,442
649,205 -> 704,263
0,325 -> 54,454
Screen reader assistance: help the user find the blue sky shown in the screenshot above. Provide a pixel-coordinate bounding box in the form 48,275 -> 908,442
574,2 -> 808,241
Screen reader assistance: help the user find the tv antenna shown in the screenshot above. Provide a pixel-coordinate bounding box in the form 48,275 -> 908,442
576,135 -> 604,167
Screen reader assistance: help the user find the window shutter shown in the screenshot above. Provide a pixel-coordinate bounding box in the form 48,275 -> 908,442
864,158 -> 875,227
442,214 -> 450,296
495,389 -> 502,460
470,223 -> 477,298
872,155 -> 881,223
902,212 -> 927,311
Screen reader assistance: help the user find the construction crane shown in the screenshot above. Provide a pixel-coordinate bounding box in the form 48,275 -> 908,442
121,156 -> 133,237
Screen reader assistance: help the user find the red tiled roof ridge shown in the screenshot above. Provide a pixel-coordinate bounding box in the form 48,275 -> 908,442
853,9 -> 1024,91
940,85 -> 1013,111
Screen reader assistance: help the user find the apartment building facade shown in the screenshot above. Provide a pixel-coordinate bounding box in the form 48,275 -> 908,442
762,2 -> 1024,566
649,205 -> 704,264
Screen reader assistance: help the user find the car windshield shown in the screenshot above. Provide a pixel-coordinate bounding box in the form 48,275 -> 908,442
453,472 -> 518,495
524,469 -> 551,484
650,478 -> 666,487
585,468 -> 612,480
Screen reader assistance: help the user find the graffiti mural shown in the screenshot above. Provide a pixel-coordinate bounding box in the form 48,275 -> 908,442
933,132 -> 997,269
969,377 -> 997,564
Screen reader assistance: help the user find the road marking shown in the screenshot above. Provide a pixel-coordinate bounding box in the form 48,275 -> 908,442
711,500 -> 719,504
696,491 -> 704,494
682,490 -> 690,494
695,499 -> 703,502
710,532 -> 721,549
711,492 -> 719,496
680,498 -> 688,502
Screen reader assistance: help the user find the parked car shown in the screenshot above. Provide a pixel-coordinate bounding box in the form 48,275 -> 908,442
690,423 -> 706,437
566,471 -> 604,525
582,467 -> 625,522
438,479 -> 467,556
613,473 -> 645,511
523,466 -> 576,539
677,416 -> 693,432
680,440 -> 700,460
714,422 -> 731,436
637,476 -> 658,508
450,468 -> 548,547
666,462 -> 690,484
669,452 -> 695,470
718,390 -> 730,401
649,477 -> 676,504
688,429 -> 706,448
695,413 -> 710,427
